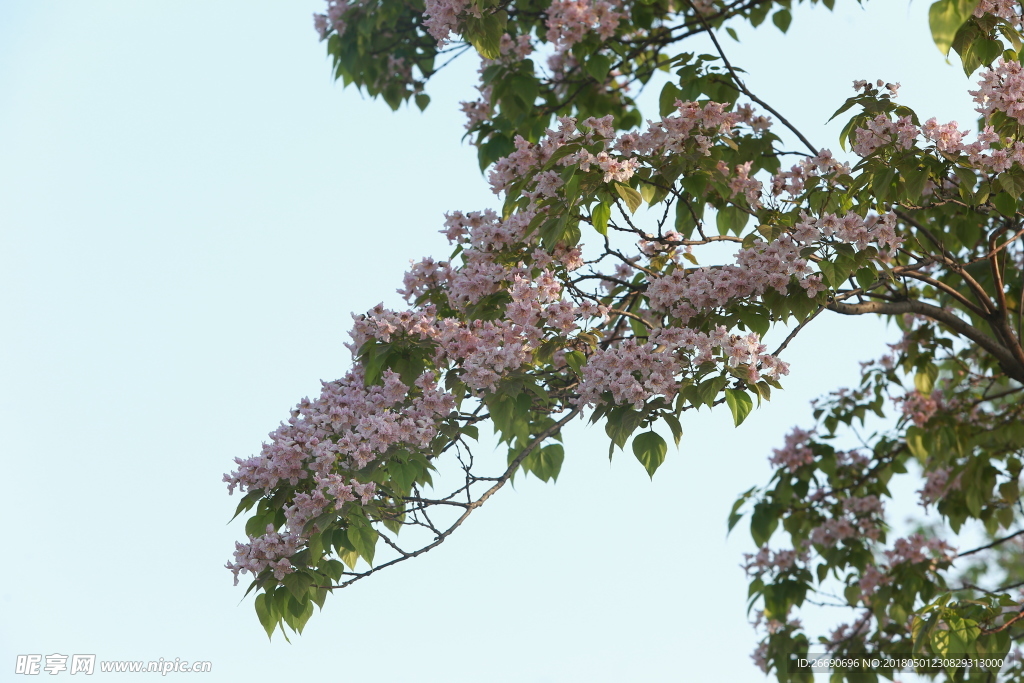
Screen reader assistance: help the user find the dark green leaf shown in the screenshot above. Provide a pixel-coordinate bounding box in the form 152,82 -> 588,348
585,53 -> 612,82
772,8 -> 792,33
716,206 -> 749,236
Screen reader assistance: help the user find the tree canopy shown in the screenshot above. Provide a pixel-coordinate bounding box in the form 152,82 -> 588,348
225,0 -> 1024,679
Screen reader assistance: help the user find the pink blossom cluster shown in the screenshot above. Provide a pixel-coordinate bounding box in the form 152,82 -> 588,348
742,546 -> 808,576
852,112 -> 972,158
615,100 -> 742,156
857,564 -> 890,602
460,85 -> 492,130
883,533 -> 955,566
809,517 -> 859,547
639,230 -> 691,257
656,325 -> 787,379
487,115 -> 613,194
488,100 -> 752,195
750,641 -> 769,673
974,0 -> 1022,24
769,427 -> 814,470
226,367 -> 454,492
422,0 -> 470,45
432,209 -> 586,303
853,78 -> 900,98
578,325 -> 787,407
313,0 -> 352,40
796,210 -> 902,253
722,160 -> 763,208
545,0 -> 623,49
835,447 -> 871,470
375,264 -> 605,394
645,233 -> 820,324
827,618 -> 871,647
283,478 -> 377,534
500,33 -> 534,60
899,390 -> 940,427
851,114 -> 919,156
972,59 -> 1024,124
851,68 -> 1024,176
399,256 -> 451,301
544,50 -> 581,92
601,261 -> 636,292
577,339 -> 680,407
809,496 -> 884,548
843,494 -> 884,517
227,525 -> 300,586
445,318 -> 539,391
224,361 -> 455,583
770,149 -> 851,199
573,148 -> 639,184
735,103 -> 773,132
349,303 -> 539,394
917,466 -> 960,507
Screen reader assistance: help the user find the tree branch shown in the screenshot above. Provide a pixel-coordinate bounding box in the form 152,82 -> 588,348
826,298 -> 1024,383
319,405 -> 583,590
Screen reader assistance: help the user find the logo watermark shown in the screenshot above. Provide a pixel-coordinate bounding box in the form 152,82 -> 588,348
15,655 -> 212,676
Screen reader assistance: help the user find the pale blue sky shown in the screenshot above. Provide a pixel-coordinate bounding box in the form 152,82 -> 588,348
0,1 -> 979,681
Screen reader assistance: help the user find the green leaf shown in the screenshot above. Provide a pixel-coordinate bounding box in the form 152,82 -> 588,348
585,53 -> 612,82
663,413 -> 683,446
872,166 -> 897,203
346,519 -> 378,566
532,443 -> 565,482
615,182 -> 643,213
998,167 -> 1024,199
632,431 -> 668,478
915,364 -> 938,394
906,426 -> 929,461
854,265 -> 877,290
414,93 -> 430,111
818,261 -> 838,289
728,487 -> 755,533
750,502 -> 778,545
282,571 -> 313,602
320,559 -> 345,583
659,82 -> 682,118
828,96 -> 861,123
772,8 -> 792,33
591,202 -> 611,235
965,36 -> 1003,74
929,0 -> 980,56
639,183 -> 657,204
463,10 -> 507,60
255,593 -> 276,639
605,405 -> 646,450
565,349 -> 586,377
716,206 -> 749,236
931,623 -> 952,657
992,191 -> 1018,216
724,388 -> 754,427
231,489 -> 263,521
902,166 -> 929,203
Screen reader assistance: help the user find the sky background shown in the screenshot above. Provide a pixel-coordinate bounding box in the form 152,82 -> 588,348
0,1 -> 981,681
